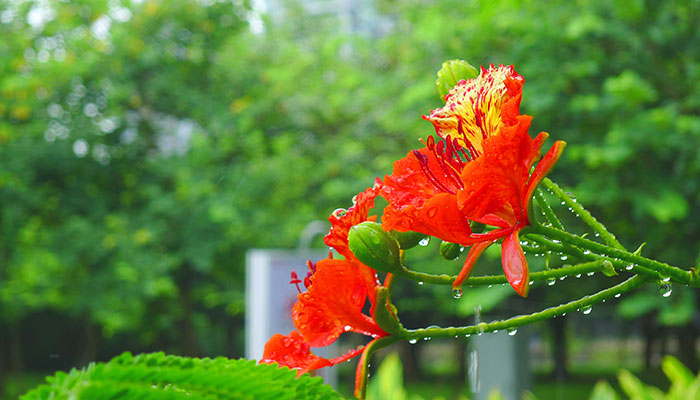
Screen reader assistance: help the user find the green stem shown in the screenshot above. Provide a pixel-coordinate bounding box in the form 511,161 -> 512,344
533,224 -> 697,285
403,274 -> 648,340
534,188 -> 564,230
354,336 -> 401,400
542,178 -> 625,250
396,260 -> 608,286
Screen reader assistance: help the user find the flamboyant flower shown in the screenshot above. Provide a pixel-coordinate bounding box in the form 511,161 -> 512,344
260,182 -> 393,395
381,64 -> 566,296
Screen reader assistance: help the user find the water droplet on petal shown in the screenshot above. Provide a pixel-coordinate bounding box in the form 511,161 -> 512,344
452,288 -> 463,299
507,327 -> 518,336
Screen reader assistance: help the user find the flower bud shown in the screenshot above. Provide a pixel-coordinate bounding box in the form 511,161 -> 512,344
349,222 -> 401,273
436,59 -> 479,99
601,260 -> 617,277
439,241 -> 462,260
390,230 -> 427,250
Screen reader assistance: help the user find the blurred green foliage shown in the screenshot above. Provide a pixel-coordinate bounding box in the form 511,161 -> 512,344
1,0 -> 699,385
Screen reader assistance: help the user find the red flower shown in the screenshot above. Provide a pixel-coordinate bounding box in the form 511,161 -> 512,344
381,65 -> 566,296
260,182 -> 391,394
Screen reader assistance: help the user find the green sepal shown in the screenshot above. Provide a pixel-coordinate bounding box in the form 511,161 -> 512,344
390,230 -> 427,250
349,222 -> 401,273
436,59 -> 479,99
372,287 -> 404,336
439,241 -> 462,260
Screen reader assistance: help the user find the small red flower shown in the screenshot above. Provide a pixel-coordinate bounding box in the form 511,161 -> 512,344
261,182 -> 392,394
381,65 -> 566,296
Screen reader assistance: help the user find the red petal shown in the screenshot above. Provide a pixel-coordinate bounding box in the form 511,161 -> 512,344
457,116 -> 536,225
423,64 -> 524,154
502,229 -> 530,297
452,240 -> 496,289
381,147 -> 475,245
324,180 -> 381,260
260,331 -> 332,375
293,258 -> 385,347
523,140 -> 567,211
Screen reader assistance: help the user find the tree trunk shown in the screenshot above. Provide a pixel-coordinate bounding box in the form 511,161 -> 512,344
678,324 -> 697,371
78,315 -> 99,367
550,316 -> 567,380
399,341 -> 420,382
8,321 -> 24,373
642,314 -> 654,371
177,264 -> 201,357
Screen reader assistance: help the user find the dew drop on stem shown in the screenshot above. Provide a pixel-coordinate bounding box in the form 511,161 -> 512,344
507,327 -> 517,336
452,288 -> 463,299
581,305 -> 592,315
660,283 -> 672,297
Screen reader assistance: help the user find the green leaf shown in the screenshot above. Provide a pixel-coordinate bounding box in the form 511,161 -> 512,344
589,380 -> 620,400
367,353 -> 407,400
662,356 -> 694,394
22,352 -> 342,400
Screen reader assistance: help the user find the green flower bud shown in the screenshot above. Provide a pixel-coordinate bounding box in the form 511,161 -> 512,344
439,241 -> 462,260
390,230 -> 427,250
601,260 -> 617,277
436,59 -> 479,99
349,221 -> 401,273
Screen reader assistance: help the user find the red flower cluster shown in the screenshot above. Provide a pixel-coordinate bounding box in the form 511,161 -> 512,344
260,180 -> 392,391
260,64 -> 566,395
382,64 -> 565,296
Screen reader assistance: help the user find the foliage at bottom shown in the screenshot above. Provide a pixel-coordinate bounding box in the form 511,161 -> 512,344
21,352 -> 342,400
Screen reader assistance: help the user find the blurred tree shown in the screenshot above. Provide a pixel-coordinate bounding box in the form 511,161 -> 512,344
1,0 -> 699,388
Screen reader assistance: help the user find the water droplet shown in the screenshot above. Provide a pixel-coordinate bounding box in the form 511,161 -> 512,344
660,283 -> 672,297
418,281 -> 424,286
560,255 -> 568,261
529,280 -> 534,285
408,339 -> 417,344
344,325 -> 351,332
547,278 -> 556,286
583,250 -> 591,255
587,272 -> 595,277
492,330 -> 499,333
581,305 -> 592,315
487,284 -> 492,288
594,233 -> 600,237
419,237 -> 430,247
465,334 -> 471,338
331,208 -> 347,219
559,276 -> 566,281
552,239 -> 561,244
452,288 -> 463,299
575,274 -> 582,278
625,264 -> 634,271
614,293 -> 621,298
423,337 -> 431,341
661,276 -> 671,283
507,328 -> 518,336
